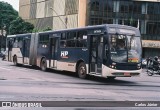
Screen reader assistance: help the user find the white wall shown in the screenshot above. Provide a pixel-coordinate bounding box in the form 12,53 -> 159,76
36,1 -> 45,18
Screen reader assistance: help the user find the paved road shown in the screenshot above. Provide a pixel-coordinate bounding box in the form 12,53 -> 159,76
0,60 -> 160,110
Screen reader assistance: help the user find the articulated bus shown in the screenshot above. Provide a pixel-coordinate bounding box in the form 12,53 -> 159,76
7,24 -> 142,79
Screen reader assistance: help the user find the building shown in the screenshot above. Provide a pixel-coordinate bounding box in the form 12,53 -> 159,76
19,0 -> 160,58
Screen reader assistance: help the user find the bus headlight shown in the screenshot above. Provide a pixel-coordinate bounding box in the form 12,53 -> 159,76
110,63 -> 117,69
137,63 -> 141,69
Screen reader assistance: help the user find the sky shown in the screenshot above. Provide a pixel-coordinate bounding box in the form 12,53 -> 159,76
0,0 -> 19,11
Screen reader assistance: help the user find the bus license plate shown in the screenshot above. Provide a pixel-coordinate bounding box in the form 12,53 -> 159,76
124,73 -> 130,76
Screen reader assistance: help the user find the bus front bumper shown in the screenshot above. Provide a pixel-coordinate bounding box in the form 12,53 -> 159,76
102,65 -> 142,77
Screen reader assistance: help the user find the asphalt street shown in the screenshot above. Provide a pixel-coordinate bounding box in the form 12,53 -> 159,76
0,60 -> 160,110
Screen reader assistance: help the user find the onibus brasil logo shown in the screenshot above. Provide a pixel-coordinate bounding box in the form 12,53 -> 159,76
1,102 -> 42,108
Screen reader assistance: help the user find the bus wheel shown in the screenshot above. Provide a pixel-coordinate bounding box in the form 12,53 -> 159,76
13,56 -> 18,66
107,77 -> 116,80
40,58 -> 47,71
77,62 -> 87,79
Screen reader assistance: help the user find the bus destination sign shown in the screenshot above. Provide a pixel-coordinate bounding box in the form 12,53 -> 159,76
88,29 -> 104,35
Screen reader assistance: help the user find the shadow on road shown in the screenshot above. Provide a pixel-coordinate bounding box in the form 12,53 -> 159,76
9,65 -> 160,88
46,69 -> 139,87
10,64 -> 40,70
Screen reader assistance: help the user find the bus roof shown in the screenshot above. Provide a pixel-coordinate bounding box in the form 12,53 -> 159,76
7,24 -> 141,37
7,33 -> 32,38
39,24 -> 140,36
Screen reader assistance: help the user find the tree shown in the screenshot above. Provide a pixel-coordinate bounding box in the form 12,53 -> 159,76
0,1 -> 18,34
43,26 -> 52,31
0,1 -> 34,51
0,1 -> 18,51
0,1 -> 34,35
9,17 -> 34,35
32,27 -> 52,33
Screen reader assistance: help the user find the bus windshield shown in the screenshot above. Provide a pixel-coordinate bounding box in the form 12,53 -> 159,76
109,34 -> 141,63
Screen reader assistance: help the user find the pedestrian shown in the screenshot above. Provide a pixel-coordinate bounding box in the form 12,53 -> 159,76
152,56 -> 159,71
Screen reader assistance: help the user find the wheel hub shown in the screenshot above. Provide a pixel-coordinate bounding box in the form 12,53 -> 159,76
80,66 -> 85,75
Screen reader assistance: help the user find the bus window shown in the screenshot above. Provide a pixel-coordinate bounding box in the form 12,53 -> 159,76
117,38 -> 126,50
60,33 -> 67,48
12,37 -> 24,48
98,36 -> 103,60
60,31 -> 87,48
60,41 -> 67,48
109,35 -> 115,51
109,34 -> 141,63
77,31 -> 87,47
61,33 -> 66,40
13,38 -> 18,48
39,35 -> 49,48
127,35 -> 141,63
66,32 -> 76,47
67,40 -> 76,47
110,34 -> 127,63
18,37 -> 23,48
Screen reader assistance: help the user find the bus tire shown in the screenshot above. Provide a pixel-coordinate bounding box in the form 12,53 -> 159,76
13,56 -> 18,66
77,62 -> 87,79
40,58 -> 47,71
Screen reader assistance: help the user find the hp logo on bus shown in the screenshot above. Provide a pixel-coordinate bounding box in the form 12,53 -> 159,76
61,51 -> 69,59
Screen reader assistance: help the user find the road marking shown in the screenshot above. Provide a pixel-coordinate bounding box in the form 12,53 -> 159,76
0,67 -> 11,71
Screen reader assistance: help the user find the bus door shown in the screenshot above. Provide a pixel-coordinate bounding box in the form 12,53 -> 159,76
8,40 -> 13,61
23,37 -> 30,64
90,35 -> 103,74
49,37 -> 59,68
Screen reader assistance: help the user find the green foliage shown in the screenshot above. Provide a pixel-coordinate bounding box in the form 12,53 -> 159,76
32,27 -> 52,33
32,28 -> 39,33
0,1 -> 18,34
9,17 -> 34,35
0,1 -> 35,35
43,27 -> 52,31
